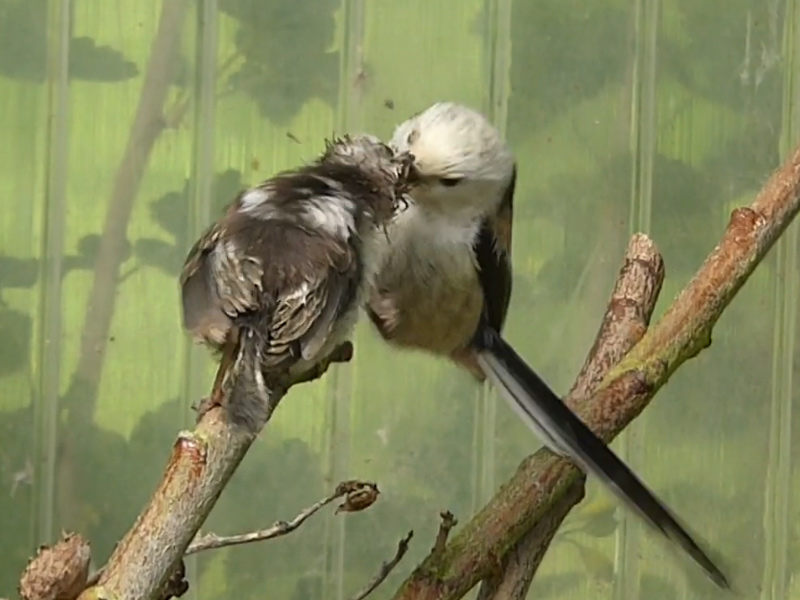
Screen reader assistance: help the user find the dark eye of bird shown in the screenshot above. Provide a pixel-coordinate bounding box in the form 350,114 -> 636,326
439,177 -> 463,187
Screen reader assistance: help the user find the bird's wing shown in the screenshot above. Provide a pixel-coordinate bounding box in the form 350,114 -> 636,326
473,164 -> 516,335
262,227 -> 360,365
180,213 -> 360,367
180,222 -> 243,347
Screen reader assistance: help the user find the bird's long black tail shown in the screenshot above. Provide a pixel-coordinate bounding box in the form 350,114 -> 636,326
473,326 -> 730,590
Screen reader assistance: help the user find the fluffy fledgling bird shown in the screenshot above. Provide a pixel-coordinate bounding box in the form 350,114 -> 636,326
366,102 -> 728,588
180,134 -> 414,431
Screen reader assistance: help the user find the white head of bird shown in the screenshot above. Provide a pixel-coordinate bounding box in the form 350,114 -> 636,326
390,101 -> 515,220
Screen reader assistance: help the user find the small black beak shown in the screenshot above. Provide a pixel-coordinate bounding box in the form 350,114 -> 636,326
404,161 -> 422,187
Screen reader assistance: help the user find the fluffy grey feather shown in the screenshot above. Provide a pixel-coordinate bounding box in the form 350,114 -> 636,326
181,134 -> 413,431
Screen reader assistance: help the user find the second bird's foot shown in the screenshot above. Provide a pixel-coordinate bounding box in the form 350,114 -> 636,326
192,395 -> 222,423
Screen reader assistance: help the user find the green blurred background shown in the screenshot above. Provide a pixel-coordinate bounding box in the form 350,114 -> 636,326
0,0 -> 798,598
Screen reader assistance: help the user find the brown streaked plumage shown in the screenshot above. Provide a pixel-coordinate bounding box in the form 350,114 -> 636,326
366,102 -> 729,589
180,134 -> 414,431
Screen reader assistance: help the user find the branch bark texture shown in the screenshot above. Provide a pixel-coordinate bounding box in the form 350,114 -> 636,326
73,340 -> 353,600
76,402 -> 272,600
392,144 -> 800,600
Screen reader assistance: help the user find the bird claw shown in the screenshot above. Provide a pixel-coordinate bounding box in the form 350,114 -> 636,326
192,395 -> 222,423
289,341 -> 354,387
328,341 -> 354,363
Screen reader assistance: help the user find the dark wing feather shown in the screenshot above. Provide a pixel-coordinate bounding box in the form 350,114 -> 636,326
180,224 -> 247,347
181,211 -> 360,369
473,165 -> 516,334
261,232 -> 359,366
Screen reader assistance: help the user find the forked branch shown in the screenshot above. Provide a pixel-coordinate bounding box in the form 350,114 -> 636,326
477,234 -> 664,600
392,143 -> 800,600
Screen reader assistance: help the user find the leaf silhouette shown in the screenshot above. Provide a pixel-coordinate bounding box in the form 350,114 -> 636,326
579,507 -> 619,538
0,306 -> 30,375
67,36 -> 139,82
137,169 -> 246,276
133,238 -> 182,275
572,541 -> 615,582
0,255 -> 39,289
150,169 -> 245,241
0,235 -> 132,298
219,0 -> 340,124
0,0 -> 138,83
65,233 -> 133,270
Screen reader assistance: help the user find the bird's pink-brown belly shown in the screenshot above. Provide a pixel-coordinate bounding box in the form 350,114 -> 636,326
369,260 -> 483,356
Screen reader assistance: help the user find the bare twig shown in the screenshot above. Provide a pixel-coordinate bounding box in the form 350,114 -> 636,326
76,405 -> 270,600
476,234 -> 664,600
81,478 -> 372,590
348,531 -> 415,600
432,512 -> 458,558
392,141 -> 800,600
185,480 -> 378,555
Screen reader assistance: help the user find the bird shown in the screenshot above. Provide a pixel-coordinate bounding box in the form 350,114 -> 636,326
365,101 -> 729,589
179,134 -> 414,432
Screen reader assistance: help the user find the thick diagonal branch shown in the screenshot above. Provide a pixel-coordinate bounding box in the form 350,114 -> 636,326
392,143 -> 800,600
75,346 -> 352,600
75,403 -> 269,600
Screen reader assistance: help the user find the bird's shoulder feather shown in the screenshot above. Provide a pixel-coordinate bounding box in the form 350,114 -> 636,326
473,164 -> 516,335
180,208 -> 361,366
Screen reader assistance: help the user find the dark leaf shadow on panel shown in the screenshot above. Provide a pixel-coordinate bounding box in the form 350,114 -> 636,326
211,436 -> 328,599
0,238 -> 125,379
0,235 -> 131,294
0,0 -> 138,83
666,0 -> 784,113
0,405 -> 36,593
0,256 -> 39,290
507,0 -> 630,137
0,406 -> 138,589
0,306 -> 31,376
219,0 -> 340,124
134,169 -> 245,276
527,152 -> 724,294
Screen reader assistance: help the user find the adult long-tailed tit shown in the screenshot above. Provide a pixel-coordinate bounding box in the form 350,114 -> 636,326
180,135 -> 414,432
366,101 -> 728,589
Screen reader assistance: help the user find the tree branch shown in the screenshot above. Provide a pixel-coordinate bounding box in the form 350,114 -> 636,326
73,346 -> 353,600
347,531 -> 415,600
392,143 -> 800,600
184,479 -> 378,555
75,477 -> 378,594
431,512 -> 459,560
76,405 -> 265,600
476,234 -> 664,600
